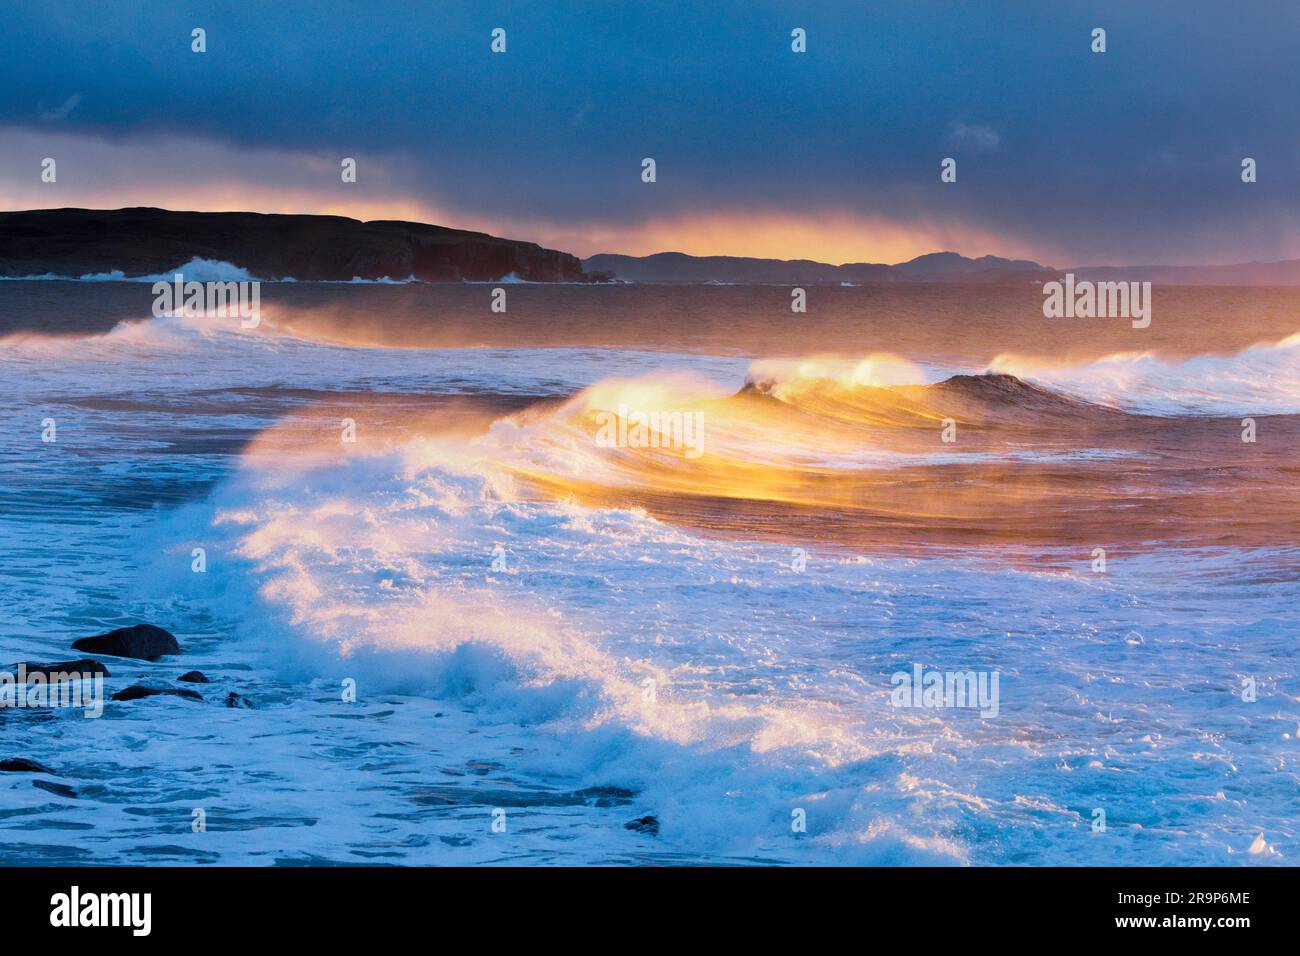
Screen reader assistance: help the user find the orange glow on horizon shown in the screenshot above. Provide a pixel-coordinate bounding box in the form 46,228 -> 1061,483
548,210 -> 1052,264
0,183 -> 1050,267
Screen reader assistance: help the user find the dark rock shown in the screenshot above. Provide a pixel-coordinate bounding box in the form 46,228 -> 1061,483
33,779 -> 77,799
0,208 -> 591,283
224,692 -> 254,709
575,785 -> 636,807
112,685 -> 203,703
73,624 -> 180,661
9,659 -> 110,680
177,670 -> 209,683
624,815 -> 660,836
0,757 -> 56,774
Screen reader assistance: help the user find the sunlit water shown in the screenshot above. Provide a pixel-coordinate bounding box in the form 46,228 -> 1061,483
1,282 -> 1297,865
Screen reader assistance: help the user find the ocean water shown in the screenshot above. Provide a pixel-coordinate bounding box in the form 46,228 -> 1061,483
1,282 -> 1297,866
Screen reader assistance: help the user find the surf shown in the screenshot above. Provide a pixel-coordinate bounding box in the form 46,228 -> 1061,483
5,290 -> 1297,865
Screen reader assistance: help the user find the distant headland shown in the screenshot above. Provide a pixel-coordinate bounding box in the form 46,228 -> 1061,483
4,207 -> 1300,286
0,207 -> 590,283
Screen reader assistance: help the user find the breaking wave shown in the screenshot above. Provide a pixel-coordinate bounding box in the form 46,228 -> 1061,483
988,330 -> 1300,415
7,301 -> 1297,864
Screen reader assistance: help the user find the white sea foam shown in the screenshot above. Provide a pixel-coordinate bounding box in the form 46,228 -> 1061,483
141,429 -> 1298,865
139,258 -> 259,283
0,257 -> 260,282
988,331 -> 1300,415
0,259 -> 424,283
2,318 -> 1296,865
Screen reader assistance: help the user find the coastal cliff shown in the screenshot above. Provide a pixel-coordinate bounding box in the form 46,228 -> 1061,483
0,207 -> 589,282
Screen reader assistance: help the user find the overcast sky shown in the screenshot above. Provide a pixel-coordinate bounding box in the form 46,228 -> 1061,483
2,1 -> 1297,265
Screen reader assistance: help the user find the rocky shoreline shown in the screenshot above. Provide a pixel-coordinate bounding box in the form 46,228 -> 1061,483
2,623 -> 657,836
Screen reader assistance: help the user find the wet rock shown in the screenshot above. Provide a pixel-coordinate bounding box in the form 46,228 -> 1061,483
575,785 -> 636,807
224,692 -> 254,709
624,815 -> 660,836
9,659 -> 110,680
73,624 -> 180,661
33,779 -> 77,799
413,783 -> 634,809
177,671 -> 209,683
112,685 -> 203,703
0,757 -> 57,773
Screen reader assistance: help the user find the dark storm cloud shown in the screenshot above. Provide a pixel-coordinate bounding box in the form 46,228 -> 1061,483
1,0 -> 1297,263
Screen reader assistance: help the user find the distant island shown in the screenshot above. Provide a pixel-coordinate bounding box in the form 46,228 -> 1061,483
0,207 -> 589,282
583,250 -> 1054,284
585,250 -> 1300,286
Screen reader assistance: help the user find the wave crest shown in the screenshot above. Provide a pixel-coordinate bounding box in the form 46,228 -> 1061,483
989,329 -> 1300,415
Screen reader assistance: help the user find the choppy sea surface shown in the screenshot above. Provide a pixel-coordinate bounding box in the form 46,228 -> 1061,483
1,281 -> 1297,865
